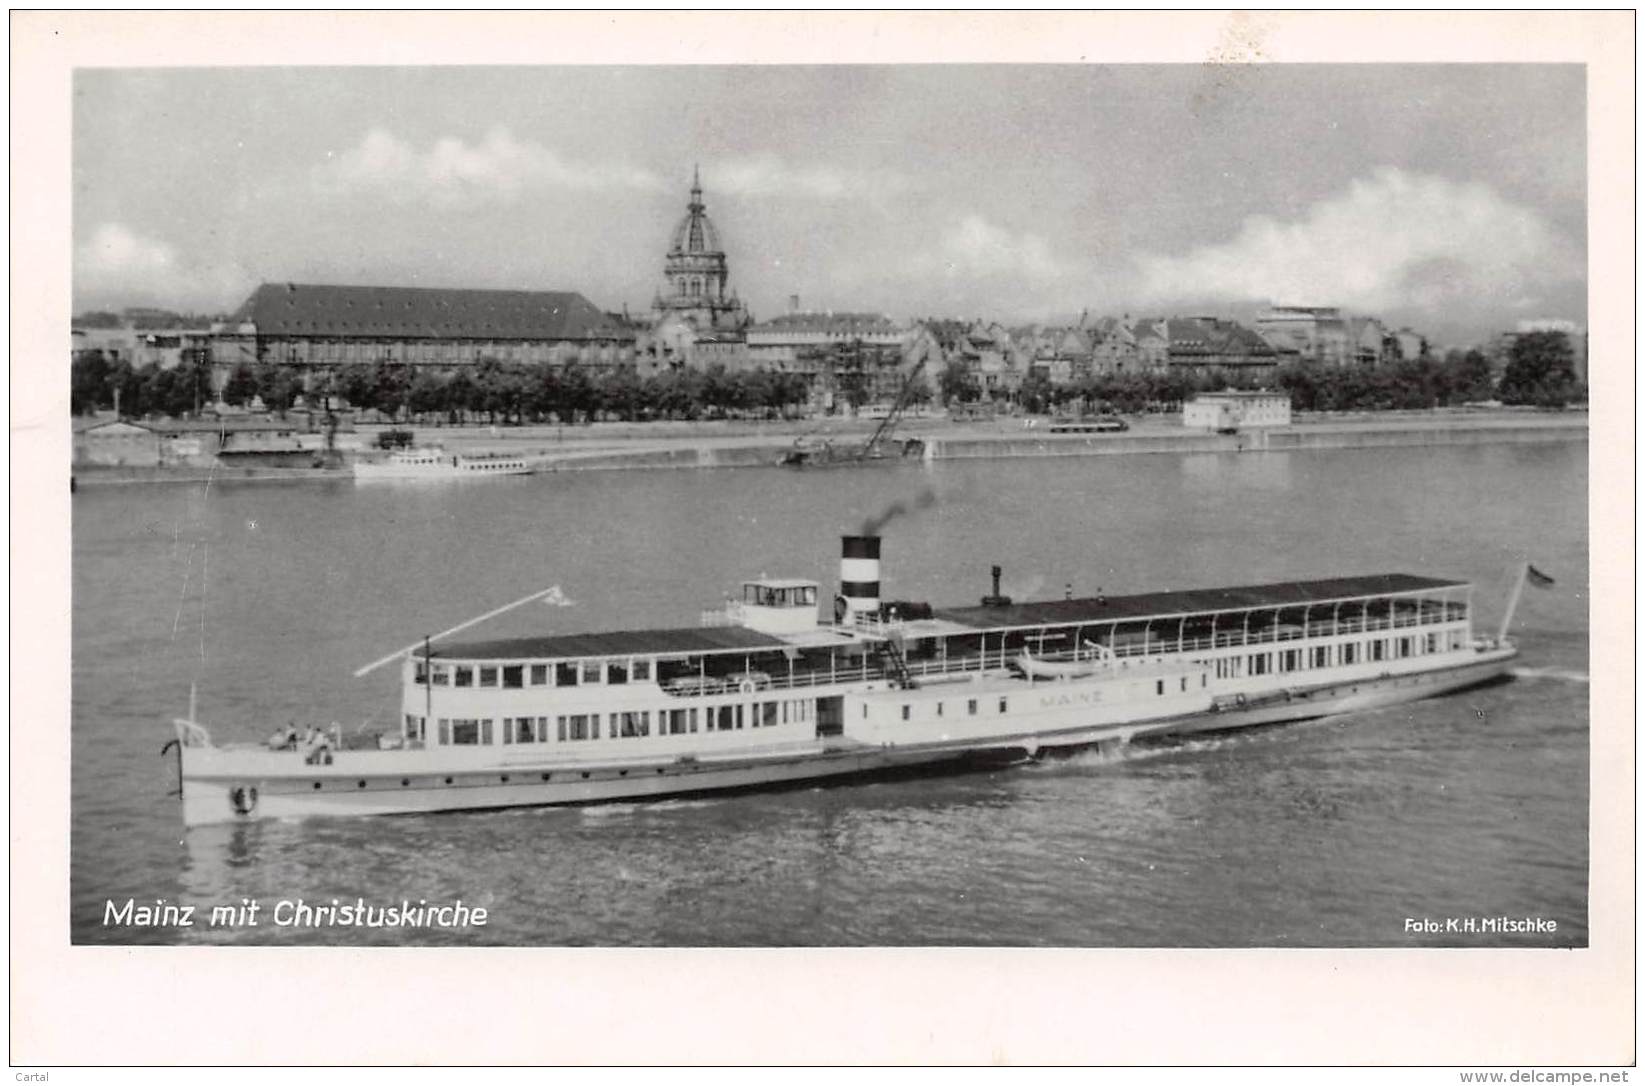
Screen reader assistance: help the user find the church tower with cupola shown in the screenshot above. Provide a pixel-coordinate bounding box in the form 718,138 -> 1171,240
654,167 -> 749,333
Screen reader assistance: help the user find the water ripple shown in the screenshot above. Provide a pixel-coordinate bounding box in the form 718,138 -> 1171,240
72,446 -> 1590,946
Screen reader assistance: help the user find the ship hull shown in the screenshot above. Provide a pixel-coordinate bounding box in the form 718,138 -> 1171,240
1137,652 -> 1514,739
176,648 -> 1515,827
179,743 -> 970,826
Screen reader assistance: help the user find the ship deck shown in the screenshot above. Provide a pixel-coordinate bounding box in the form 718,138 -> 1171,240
932,573 -> 1465,631
430,624 -> 787,660
426,573 -> 1468,664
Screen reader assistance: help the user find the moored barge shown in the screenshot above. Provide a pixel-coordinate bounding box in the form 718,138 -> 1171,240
170,535 -> 1522,826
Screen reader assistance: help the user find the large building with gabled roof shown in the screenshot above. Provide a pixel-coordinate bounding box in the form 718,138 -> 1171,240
210,282 -> 642,377
1165,316 -> 1282,381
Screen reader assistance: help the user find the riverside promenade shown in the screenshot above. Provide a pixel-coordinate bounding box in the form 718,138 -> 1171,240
421,407 -> 1590,472
71,407 -> 1588,485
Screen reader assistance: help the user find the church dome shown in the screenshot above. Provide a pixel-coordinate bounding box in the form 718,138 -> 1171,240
669,168 -> 723,255
670,210 -> 720,255
654,165 -> 747,333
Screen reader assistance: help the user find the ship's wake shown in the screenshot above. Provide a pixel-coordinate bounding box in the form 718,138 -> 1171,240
1030,733 -> 1238,771
576,797 -> 722,819
1511,666 -> 1590,685
1028,712 -> 1349,774
575,803 -> 643,819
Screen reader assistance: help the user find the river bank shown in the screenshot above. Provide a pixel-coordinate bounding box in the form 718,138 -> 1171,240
71,408 -> 1588,486
928,414 -> 1587,462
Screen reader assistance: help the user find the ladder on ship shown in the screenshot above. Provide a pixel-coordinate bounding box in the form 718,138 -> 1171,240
874,639 -> 918,690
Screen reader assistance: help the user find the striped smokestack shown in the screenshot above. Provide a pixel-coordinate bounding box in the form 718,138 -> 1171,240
839,535 -> 882,623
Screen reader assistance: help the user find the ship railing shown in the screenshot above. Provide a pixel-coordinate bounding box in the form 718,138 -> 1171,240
905,650 -> 1014,680
662,608 -> 1472,696
851,613 -> 907,637
850,613 -> 875,633
699,605 -> 741,628
660,646 -> 1031,697
1100,613 -> 1461,658
674,642 -> 1213,697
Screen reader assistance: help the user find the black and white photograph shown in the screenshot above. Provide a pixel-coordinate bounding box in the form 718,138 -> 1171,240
14,9 -> 1631,1069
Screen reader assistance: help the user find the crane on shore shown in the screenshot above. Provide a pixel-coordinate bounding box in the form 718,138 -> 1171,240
779,345 -> 930,467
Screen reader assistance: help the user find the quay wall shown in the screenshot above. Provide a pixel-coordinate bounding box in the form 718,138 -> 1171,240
531,422 -> 1585,471
534,444 -> 791,472
72,465 -> 353,488
70,418 -> 1586,486
1260,425 -> 1584,451
927,422 -> 1587,462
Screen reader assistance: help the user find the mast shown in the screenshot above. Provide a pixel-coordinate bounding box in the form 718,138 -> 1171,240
354,585 -> 569,677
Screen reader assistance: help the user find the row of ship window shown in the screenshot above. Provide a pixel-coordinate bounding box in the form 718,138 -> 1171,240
882,673 -> 1209,722
416,659 -> 653,689
405,699 -> 816,746
874,631 -> 1462,722
1213,631 -> 1460,679
883,696 -> 1013,721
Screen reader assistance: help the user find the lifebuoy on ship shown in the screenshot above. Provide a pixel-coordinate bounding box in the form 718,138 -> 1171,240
833,594 -> 849,623
739,679 -> 757,695
229,785 -> 258,816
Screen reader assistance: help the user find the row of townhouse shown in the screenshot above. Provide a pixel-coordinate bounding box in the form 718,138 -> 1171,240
951,307 -> 1434,393
71,324 -> 215,370
672,304 -> 1430,395
934,315 -> 1269,389
739,311 -> 937,409
1252,306 -> 1428,368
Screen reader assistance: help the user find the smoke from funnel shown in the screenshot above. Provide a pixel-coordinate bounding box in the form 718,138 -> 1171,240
860,487 -> 938,536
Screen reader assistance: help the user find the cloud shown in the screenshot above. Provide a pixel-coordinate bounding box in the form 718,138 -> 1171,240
1132,167 -> 1583,315
825,213 -> 1106,319
75,223 -> 250,311
709,154 -> 912,203
880,214 -> 1104,316
314,126 -> 665,206
79,222 -> 175,278
915,214 -> 1078,284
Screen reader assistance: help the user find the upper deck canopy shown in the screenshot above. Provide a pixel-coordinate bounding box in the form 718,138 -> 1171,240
429,625 -> 785,662
934,573 -> 1465,632
423,573 -> 1465,662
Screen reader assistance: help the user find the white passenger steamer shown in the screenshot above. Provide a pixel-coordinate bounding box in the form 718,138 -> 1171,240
171,535 -> 1522,826
353,446 -> 532,480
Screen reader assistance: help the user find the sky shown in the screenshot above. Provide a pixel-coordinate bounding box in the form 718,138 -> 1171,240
72,64 -> 1586,346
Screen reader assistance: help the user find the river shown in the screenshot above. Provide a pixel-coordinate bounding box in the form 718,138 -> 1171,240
71,441 -> 1589,946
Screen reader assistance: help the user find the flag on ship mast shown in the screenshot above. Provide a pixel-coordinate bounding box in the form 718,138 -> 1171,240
1495,562 -> 1556,642
1526,564 -> 1556,588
